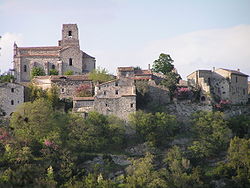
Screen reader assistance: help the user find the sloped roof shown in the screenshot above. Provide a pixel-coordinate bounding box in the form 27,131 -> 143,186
34,75 -> 91,81
117,67 -> 135,71
73,97 -> 95,101
18,46 -> 62,50
217,68 -> 248,77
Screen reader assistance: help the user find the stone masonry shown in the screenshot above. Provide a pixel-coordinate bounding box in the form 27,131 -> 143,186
0,82 -> 24,116
13,24 -> 95,82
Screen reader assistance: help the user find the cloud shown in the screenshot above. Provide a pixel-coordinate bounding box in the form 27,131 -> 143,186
140,25 -> 250,79
0,33 -> 23,73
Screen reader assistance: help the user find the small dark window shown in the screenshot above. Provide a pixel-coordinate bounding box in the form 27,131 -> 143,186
105,103 -> 108,107
201,96 -> 206,101
104,91 -> 106,95
243,89 -> 246,95
99,87 -> 101,90
24,65 -> 27,72
115,82 -> 118,86
208,78 -> 211,85
115,90 -> 119,95
69,58 -> 73,66
11,88 -> 14,93
222,92 -> 226,94
51,64 -> 55,69
236,77 -> 238,83
68,31 -> 72,36
11,100 -> 14,105
131,103 -> 134,108
61,88 -> 65,93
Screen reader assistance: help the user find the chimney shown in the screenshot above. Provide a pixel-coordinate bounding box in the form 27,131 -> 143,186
237,68 -> 240,72
213,67 -> 215,72
148,64 -> 151,70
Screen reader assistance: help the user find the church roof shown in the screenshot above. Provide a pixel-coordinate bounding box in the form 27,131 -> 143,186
18,46 -> 62,50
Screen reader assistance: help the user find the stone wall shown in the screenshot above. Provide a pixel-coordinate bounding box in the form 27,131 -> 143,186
94,96 -> 136,121
0,82 -> 24,116
148,80 -> 170,105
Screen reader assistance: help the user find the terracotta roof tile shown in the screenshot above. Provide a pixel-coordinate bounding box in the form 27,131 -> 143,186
117,67 -> 135,71
73,97 -> 95,101
33,75 -> 91,81
18,46 -> 62,50
218,68 -> 248,77
19,54 -> 59,57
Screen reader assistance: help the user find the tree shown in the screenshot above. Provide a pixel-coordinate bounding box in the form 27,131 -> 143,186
228,115 -> 250,138
188,111 -> 232,161
31,67 -> 45,78
152,53 -> 181,96
10,98 -> 68,144
152,53 -> 174,75
125,153 -> 167,188
227,137 -> 250,186
88,67 -> 113,83
163,146 -> 204,188
129,111 -> 178,146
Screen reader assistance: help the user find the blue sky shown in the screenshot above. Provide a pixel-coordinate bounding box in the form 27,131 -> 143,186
0,0 -> 250,78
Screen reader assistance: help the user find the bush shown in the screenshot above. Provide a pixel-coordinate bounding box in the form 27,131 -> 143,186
64,70 -> 73,75
49,69 -> 59,75
31,67 -> 45,78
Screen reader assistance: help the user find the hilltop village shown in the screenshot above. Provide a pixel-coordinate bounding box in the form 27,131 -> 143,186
0,24 -> 249,119
1,24 -> 250,187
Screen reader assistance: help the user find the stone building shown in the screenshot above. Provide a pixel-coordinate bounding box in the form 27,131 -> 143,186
187,68 -> 248,104
0,82 -> 24,116
117,66 -> 170,105
32,75 -> 93,99
13,24 -> 95,82
73,78 -> 136,120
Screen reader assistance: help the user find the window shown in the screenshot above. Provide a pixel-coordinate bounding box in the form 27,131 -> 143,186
201,96 -> 206,101
105,103 -> 108,107
11,100 -> 14,105
68,30 -> 72,36
11,88 -> 14,93
69,58 -> 73,66
115,82 -> 118,86
61,88 -> 65,93
104,91 -> 106,95
115,90 -> 119,95
236,76 -> 238,83
24,65 -> 27,72
131,103 -> 134,108
243,89 -> 246,95
51,64 -> 55,69
222,92 -> 226,94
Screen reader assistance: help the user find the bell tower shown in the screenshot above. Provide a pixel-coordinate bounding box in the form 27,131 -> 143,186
59,24 -> 80,47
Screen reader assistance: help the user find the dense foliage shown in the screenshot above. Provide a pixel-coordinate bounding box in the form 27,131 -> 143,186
88,67 -> 113,83
152,53 -> 181,96
0,73 -> 14,83
31,67 -> 45,78
1,91 -> 250,187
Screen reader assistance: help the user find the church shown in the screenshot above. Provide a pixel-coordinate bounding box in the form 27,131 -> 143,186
13,24 -> 96,82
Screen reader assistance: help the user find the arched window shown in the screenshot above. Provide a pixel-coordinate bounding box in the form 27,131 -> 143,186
11,88 -> 14,93
69,58 -> 73,66
68,31 -> 72,36
11,100 -> 14,105
24,65 -> 27,72
51,64 -> 55,69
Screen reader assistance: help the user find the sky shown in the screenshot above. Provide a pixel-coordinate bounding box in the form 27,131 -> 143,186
0,0 -> 250,79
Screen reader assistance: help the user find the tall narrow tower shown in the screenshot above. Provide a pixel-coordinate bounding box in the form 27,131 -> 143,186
59,24 -> 80,48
